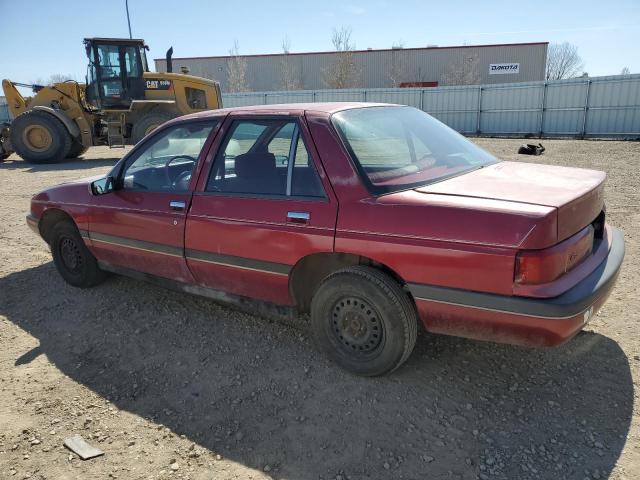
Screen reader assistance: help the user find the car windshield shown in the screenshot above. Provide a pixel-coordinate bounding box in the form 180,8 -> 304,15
332,106 -> 498,194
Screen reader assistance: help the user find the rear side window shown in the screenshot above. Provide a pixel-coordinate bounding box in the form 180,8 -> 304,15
206,119 -> 325,198
185,87 -> 207,109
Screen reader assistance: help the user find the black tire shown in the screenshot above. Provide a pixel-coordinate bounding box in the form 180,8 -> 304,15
50,221 -> 106,288
131,111 -> 176,144
10,110 -> 72,163
310,266 -> 418,376
66,141 -> 88,159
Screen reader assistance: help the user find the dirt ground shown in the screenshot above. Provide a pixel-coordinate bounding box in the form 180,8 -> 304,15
1,139 -> 639,480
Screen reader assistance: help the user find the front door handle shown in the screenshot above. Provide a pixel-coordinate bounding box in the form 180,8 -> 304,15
169,200 -> 186,211
287,211 -> 310,224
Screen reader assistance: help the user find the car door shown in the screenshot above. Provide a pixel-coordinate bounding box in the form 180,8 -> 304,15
185,114 -> 338,305
89,119 -> 219,280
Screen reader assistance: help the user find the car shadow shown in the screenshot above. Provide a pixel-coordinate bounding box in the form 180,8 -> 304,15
0,157 -> 120,172
0,263 -> 633,480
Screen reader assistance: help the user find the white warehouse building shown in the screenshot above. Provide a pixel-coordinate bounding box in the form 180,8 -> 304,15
154,42 -> 548,92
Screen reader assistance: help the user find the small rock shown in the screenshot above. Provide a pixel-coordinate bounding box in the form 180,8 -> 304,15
30,439 -> 41,446
383,462 -> 390,470
263,464 -> 271,472
170,462 -> 179,471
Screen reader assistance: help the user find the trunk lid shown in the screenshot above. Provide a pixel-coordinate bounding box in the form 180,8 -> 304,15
415,161 -> 606,242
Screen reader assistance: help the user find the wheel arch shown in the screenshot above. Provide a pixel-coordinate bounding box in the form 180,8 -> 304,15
288,252 -> 413,313
30,106 -> 80,139
38,208 -> 78,244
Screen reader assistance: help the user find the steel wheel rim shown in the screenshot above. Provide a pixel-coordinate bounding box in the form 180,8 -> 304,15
331,296 -> 383,355
59,236 -> 83,273
23,124 -> 53,152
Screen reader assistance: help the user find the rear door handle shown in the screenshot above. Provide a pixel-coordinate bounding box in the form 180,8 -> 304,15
287,211 -> 310,224
169,200 -> 186,211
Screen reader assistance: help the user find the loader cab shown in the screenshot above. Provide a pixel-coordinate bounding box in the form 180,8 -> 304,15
84,38 -> 149,110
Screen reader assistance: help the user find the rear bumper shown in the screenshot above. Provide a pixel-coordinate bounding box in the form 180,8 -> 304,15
409,226 -> 625,346
26,214 -> 39,235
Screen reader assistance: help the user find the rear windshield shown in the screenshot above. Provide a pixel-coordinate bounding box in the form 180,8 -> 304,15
332,106 -> 498,195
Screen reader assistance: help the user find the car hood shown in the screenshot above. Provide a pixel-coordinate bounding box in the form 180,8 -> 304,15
60,174 -> 105,186
415,161 -> 606,242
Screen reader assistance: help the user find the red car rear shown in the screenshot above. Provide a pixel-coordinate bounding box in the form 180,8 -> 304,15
26,103 -> 624,376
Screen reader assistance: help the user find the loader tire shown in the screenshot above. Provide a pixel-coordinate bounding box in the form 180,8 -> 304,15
66,141 -> 89,159
131,112 -> 175,144
10,110 -> 72,163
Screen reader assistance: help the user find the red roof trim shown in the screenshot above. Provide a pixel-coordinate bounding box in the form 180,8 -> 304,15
154,41 -> 548,62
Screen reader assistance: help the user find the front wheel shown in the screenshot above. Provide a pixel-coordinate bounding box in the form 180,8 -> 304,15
10,110 -> 72,163
50,222 -> 106,288
66,141 -> 88,159
310,266 -> 418,376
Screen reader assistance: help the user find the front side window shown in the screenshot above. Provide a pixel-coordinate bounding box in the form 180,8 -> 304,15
206,119 -> 325,198
121,121 -> 216,192
332,106 -> 498,195
96,44 -> 122,98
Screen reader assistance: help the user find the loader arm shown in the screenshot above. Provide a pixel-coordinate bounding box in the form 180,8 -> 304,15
2,80 -> 30,119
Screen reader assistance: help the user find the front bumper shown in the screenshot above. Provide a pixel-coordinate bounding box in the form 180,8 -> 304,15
26,214 -> 39,235
410,226 -> 625,346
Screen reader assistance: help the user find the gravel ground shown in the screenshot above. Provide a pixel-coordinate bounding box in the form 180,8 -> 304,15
0,139 -> 639,480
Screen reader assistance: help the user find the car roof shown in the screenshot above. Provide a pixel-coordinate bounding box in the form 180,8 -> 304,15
179,102 -> 402,121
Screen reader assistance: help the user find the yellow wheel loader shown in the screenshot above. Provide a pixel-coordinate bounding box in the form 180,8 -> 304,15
0,38 -> 222,163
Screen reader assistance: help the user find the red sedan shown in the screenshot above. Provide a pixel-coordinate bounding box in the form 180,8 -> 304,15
26,103 -> 624,376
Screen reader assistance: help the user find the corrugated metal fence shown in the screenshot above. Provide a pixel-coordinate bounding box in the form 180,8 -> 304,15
223,74 -> 640,138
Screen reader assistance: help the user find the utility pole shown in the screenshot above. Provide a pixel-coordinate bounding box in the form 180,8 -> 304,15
125,0 -> 132,39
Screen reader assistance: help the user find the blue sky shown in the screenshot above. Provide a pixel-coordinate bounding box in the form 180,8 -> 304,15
0,0 -> 638,86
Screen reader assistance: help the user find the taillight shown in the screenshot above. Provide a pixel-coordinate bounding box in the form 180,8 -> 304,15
515,225 -> 594,285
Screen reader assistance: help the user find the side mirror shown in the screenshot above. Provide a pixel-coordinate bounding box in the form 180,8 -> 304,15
90,175 -> 115,195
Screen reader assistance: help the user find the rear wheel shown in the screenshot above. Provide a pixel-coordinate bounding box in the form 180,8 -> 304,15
310,266 -> 418,376
10,110 -> 72,163
131,111 -> 175,144
50,222 -> 106,288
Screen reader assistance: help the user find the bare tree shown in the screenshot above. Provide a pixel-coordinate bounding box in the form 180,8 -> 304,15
48,73 -> 77,84
441,53 -> 481,86
32,73 -> 77,85
620,66 -> 631,75
546,42 -> 584,80
279,37 -> 302,90
323,26 -> 361,89
226,40 -> 249,93
388,42 -> 408,87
